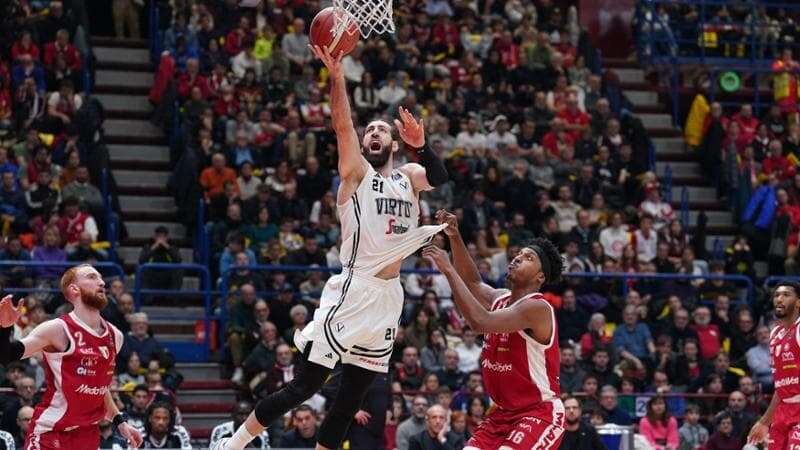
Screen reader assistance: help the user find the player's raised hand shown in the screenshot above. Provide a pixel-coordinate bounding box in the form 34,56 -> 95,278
0,295 -> 22,328
394,107 -> 425,149
309,44 -> 344,80
435,210 -> 459,237
746,420 -> 769,446
422,245 -> 452,270
119,421 -> 144,448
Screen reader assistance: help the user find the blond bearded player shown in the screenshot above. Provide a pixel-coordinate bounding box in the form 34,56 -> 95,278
0,264 -> 143,449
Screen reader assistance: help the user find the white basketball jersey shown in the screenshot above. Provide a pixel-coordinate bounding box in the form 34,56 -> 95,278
338,164 -> 438,276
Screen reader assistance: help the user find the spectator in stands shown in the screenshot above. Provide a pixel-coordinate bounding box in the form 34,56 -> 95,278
587,347 -> 620,391
227,254 -> 264,292
11,30 -> 40,62
599,211 -> 630,260
408,404 -> 464,450
0,376 -> 36,437
279,405 -> 319,448
112,0 -> 141,38
243,321 -> 283,389
209,401 -> 270,449
282,304 -> 308,343
420,328 -> 448,373
454,327 -> 481,373
250,342 -> 296,397
61,166 -> 103,211
216,228 -> 250,274
690,306 -> 721,360
598,385 -> 632,426
11,54 -> 46,94
746,325 -> 772,390
57,195 -> 98,249
638,395 -> 679,450
121,312 -> 163,367
201,152 -> 237,202
666,307 -> 699,352
44,79 -> 81,135
396,396 -> 429,450
395,345 -> 425,392
67,231 -> 107,262
228,283 -> 263,383
613,305 -> 655,373
580,314 -> 612,363
0,170 -> 28,233
281,18 -> 311,73
0,234 -> 32,288
25,168 -> 60,220
104,291 -> 134,334
43,29 -> 80,72
705,412 -> 741,450
678,403 -> 708,450
723,391 -> 755,441
31,226 -> 67,283
559,396 -> 604,450
12,405 -> 33,448
140,401 -> 192,449
138,225 -> 182,290
118,352 -> 145,386
560,346 -> 586,394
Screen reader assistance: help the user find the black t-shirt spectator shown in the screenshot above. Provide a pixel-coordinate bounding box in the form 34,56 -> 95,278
280,428 -> 319,448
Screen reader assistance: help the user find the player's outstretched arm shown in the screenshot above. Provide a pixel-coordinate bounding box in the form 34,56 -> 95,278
435,210 -> 503,310
0,295 -> 65,362
747,393 -> 778,445
396,107 -> 448,192
423,246 -> 552,337
309,45 -> 366,183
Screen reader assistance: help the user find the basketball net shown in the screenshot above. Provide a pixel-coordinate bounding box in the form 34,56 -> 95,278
331,0 -> 395,38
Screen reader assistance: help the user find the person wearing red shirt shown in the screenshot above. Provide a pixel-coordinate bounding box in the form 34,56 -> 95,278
731,104 -> 759,147
11,31 -> 40,62
763,139 -> 796,181
43,29 -> 81,72
214,84 -> 240,118
176,58 -> 209,100
557,95 -> 590,140
690,306 -> 721,360
542,118 -> 575,158
224,16 -> 253,57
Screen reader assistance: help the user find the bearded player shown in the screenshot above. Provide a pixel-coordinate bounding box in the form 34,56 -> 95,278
748,281 -> 800,450
0,264 -> 143,449
423,210 -> 565,450
214,45 -> 448,450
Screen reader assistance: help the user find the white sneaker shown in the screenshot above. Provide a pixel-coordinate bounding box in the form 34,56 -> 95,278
210,438 -> 229,450
231,367 -> 243,384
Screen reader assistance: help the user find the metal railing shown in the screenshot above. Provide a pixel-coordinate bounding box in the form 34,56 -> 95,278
663,164 -> 673,203
133,263 -> 214,360
100,168 -> 120,261
680,186 -> 689,229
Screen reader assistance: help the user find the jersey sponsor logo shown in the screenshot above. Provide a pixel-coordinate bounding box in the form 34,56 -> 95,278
357,357 -> 388,368
775,376 -> 800,388
482,359 -> 513,373
78,348 -> 96,355
76,384 -> 109,396
792,429 -> 800,441
375,198 -> 413,218
399,181 -> 408,190
324,353 -> 334,359
533,423 -> 562,450
98,346 -> 110,359
76,367 -> 96,376
784,351 -> 796,362
384,217 -> 409,235
336,322 -> 344,332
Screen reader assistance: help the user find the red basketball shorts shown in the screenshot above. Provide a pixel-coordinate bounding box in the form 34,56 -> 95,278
769,401 -> 800,450
24,426 -> 100,450
465,401 -> 565,450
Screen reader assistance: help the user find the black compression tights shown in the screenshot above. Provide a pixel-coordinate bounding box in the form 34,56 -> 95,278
253,345 -> 378,448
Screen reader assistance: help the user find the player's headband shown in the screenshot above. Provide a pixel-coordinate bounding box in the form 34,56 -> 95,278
527,243 -> 552,284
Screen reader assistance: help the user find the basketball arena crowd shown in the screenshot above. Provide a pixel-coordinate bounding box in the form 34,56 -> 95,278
1,0 -> 800,449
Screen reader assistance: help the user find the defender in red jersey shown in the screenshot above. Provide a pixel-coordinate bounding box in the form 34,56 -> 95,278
424,210 -> 565,450
0,264 -> 143,449
748,281 -> 800,450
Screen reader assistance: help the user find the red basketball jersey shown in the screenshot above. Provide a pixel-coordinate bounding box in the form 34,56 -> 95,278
480,292 -> 561,412
30,312 -> 123,434
770,318 -> 800,402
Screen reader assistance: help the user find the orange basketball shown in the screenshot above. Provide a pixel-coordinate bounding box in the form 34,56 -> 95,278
309,7 -> 360,57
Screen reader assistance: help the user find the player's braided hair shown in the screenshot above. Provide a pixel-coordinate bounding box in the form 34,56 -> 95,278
523,237 -> 564,285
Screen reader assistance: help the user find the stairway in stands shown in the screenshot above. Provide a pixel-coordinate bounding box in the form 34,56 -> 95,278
90,37 -> 232,444
604,59 -> 737,254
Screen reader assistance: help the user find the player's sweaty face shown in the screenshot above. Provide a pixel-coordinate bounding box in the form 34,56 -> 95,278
76,267 -> 108,310
774,286 -> 798,318
507,247 -> 541,284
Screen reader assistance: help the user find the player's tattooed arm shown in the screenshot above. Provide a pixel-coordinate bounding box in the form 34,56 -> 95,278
424,246 -> 552,338
435,210 -> 502,310
310,44 -> 367,185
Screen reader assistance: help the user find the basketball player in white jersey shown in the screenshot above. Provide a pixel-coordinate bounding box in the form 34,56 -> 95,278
215,45 -> 448,450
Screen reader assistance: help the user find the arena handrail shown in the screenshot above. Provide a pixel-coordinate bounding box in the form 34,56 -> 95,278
680,186 -> 689,229
133,263 -> 214,360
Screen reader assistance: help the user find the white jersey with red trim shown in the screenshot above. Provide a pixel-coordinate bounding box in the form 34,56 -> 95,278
29,312 -> 123,434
